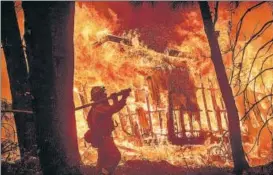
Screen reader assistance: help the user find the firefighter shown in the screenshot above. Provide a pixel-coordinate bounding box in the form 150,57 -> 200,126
87,86 -> 130,175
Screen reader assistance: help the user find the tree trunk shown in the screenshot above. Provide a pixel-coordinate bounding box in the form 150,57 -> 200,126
22,2 -> 81,174
198,2 -> 249,173
1,1 -> 35,158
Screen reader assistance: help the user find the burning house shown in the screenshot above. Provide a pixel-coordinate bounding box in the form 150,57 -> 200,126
73,31 -> 234,166
1,1 -> 272,172
71,2 -> 273,167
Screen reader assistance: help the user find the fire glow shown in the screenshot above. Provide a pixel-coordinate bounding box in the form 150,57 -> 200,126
2,1 -> 272,169
72,2 -> 273,168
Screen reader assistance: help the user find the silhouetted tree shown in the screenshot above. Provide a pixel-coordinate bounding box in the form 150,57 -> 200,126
198,2 -> 249,173
22,2 -> 81,174
1,1 -> 35,159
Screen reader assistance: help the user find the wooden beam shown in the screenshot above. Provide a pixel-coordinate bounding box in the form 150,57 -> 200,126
200,78 -> 212,131
209,80 -> 223,133
126,106 -> 135,135
145,91 -> 153,136
179,107 -> 186,137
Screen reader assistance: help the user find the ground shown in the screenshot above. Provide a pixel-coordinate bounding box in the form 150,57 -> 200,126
2,160 -> 273,175
80,160 -> 273,175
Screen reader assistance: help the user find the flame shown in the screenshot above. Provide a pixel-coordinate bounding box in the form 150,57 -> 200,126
73,2 -> 273,167
1,1 -> 272,167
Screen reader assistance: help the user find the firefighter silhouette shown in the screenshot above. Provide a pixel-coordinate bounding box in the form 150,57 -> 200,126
87,86 -> 130,175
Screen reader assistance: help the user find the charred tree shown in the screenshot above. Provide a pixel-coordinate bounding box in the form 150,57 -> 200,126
22,2 -> 81,174
1,1 -> 35,158
198,1 -> 249,173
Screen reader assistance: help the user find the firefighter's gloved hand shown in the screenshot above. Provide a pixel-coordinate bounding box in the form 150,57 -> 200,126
122,90 -> 130,97
110,93 -> 118,101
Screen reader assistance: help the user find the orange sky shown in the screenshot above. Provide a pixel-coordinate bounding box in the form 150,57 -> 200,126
1,50 -> 11,101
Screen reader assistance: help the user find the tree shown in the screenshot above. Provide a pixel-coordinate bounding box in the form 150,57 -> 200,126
22,2 -> 81,174
198,2 -> 249,173
1,1 -> 35,159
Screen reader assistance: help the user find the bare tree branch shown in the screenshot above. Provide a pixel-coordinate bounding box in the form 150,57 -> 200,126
236,67 -> 273,96
246,116 -> 273,154
233,1 -> 266,52
241,94 -> 273,121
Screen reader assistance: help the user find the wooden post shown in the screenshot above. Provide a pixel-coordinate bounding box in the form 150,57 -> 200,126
167,91 -> 175,142
220,97 -> 229,127
194,111 -> 202,131
173,111 -> 179,137
145,91 -> 153,137
209,80 -> 223,133
184,96 -> 194,134
179,106 -> 186,137
187,110 -> 194,134
158,111 -> 163,135
133,122 -> 143,146
118,112 -> 132,135
126,106 -> 135,135
200,77 -> 212,131
118,112 -> 124,130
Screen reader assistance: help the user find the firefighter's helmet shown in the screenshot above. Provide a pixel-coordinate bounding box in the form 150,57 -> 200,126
91,86 -> 106,101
